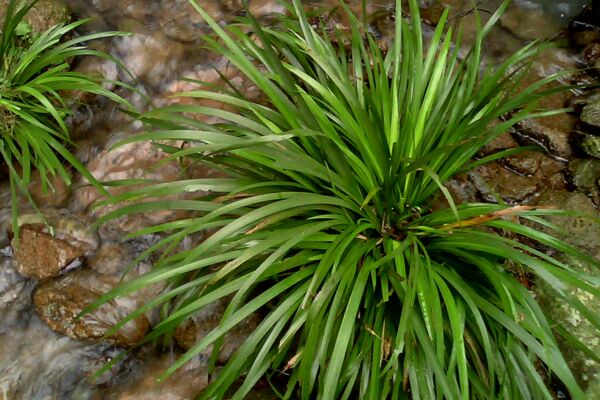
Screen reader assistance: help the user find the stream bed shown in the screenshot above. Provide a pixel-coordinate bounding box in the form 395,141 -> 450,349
0,0 -> 599,399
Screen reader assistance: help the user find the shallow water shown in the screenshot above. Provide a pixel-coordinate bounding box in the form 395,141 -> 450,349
0,0 -> 595,398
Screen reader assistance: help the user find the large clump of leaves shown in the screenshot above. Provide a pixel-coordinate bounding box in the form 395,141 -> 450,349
0,0 -> 130,240
88,0 -> 600,398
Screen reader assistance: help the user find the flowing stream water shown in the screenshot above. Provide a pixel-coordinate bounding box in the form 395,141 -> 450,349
0,1 -> 597,399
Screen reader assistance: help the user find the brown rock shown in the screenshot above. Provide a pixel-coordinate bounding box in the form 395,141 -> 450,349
12,227 -> 83,280
571,30 -> 600,48
504,150 -> 564,177
516,88 -> 577,160
174,298 -> 261,364
584,43 -> 600,68
483,132 -> 519,154
28,172 -> 70,208
469,154 -> 566,205
33,270 -> 150,346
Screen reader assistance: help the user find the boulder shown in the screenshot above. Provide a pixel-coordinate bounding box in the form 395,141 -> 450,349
10,209 -> 99,280
33,270 -> 151,347
515,82 -> 577,160
12,227 -> 83,280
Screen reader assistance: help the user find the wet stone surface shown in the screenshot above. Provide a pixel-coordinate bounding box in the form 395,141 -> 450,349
0,256 -> 129,400
0,0 -> 599,399
174,298 -> 261,364
568,158 -> 600,204
10,209 -> 100,280
581,94 -> 600,129
533,190 -> 600,399
33,269 -> 151,347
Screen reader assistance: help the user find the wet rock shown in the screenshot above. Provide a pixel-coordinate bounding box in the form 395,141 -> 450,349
573,131 -> 600,158
87,235 -> 164,286
33,270 -> 150,347
0,0 -> 70,34
10,209 -> 99,280
0,259 -> 129,399
159,1 -> 222,43
26,172 -> 71,208
248,0 -> 287,16
500,2 -> 558,41
567,159 -> 600,203
73,139 -> 189,237
97,355 -> 210,400
533,189 -> 600,254
584,42 -> 600,68
569,0 -> 600,40
468,153 -> 565,205
572,29 -> 600,48
581,94 -> 600,130
0,314 -> 126,400
0,256 -> 31,325
11,227 -> 83,280
515,65 -> 578,160
469,163 -> 537,204
532,189 -> 600,400
503,151 -> 544,176
537,255 -> 600,400
444,174 -> 479,204
174,298 -> 261,364
483,132 -> 519,153
45,208 -> 100,253
161,59 -> 264,116
114,28 -> 184,87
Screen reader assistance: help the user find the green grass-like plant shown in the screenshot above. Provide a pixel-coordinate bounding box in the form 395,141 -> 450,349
0,0 -> 130,240
88,1 -> 600,398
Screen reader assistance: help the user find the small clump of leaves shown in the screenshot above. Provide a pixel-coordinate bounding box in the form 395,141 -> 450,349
0,0 -> 131,242
87,0 -> 599,399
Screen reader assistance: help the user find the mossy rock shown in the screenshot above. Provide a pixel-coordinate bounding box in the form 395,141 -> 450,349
581,94 -> 600,130
537,256 -> 600,400
0,0 -> 70,34
533,190 -> 600,398
573,131 -> 600,159
567,159 -> 600,203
